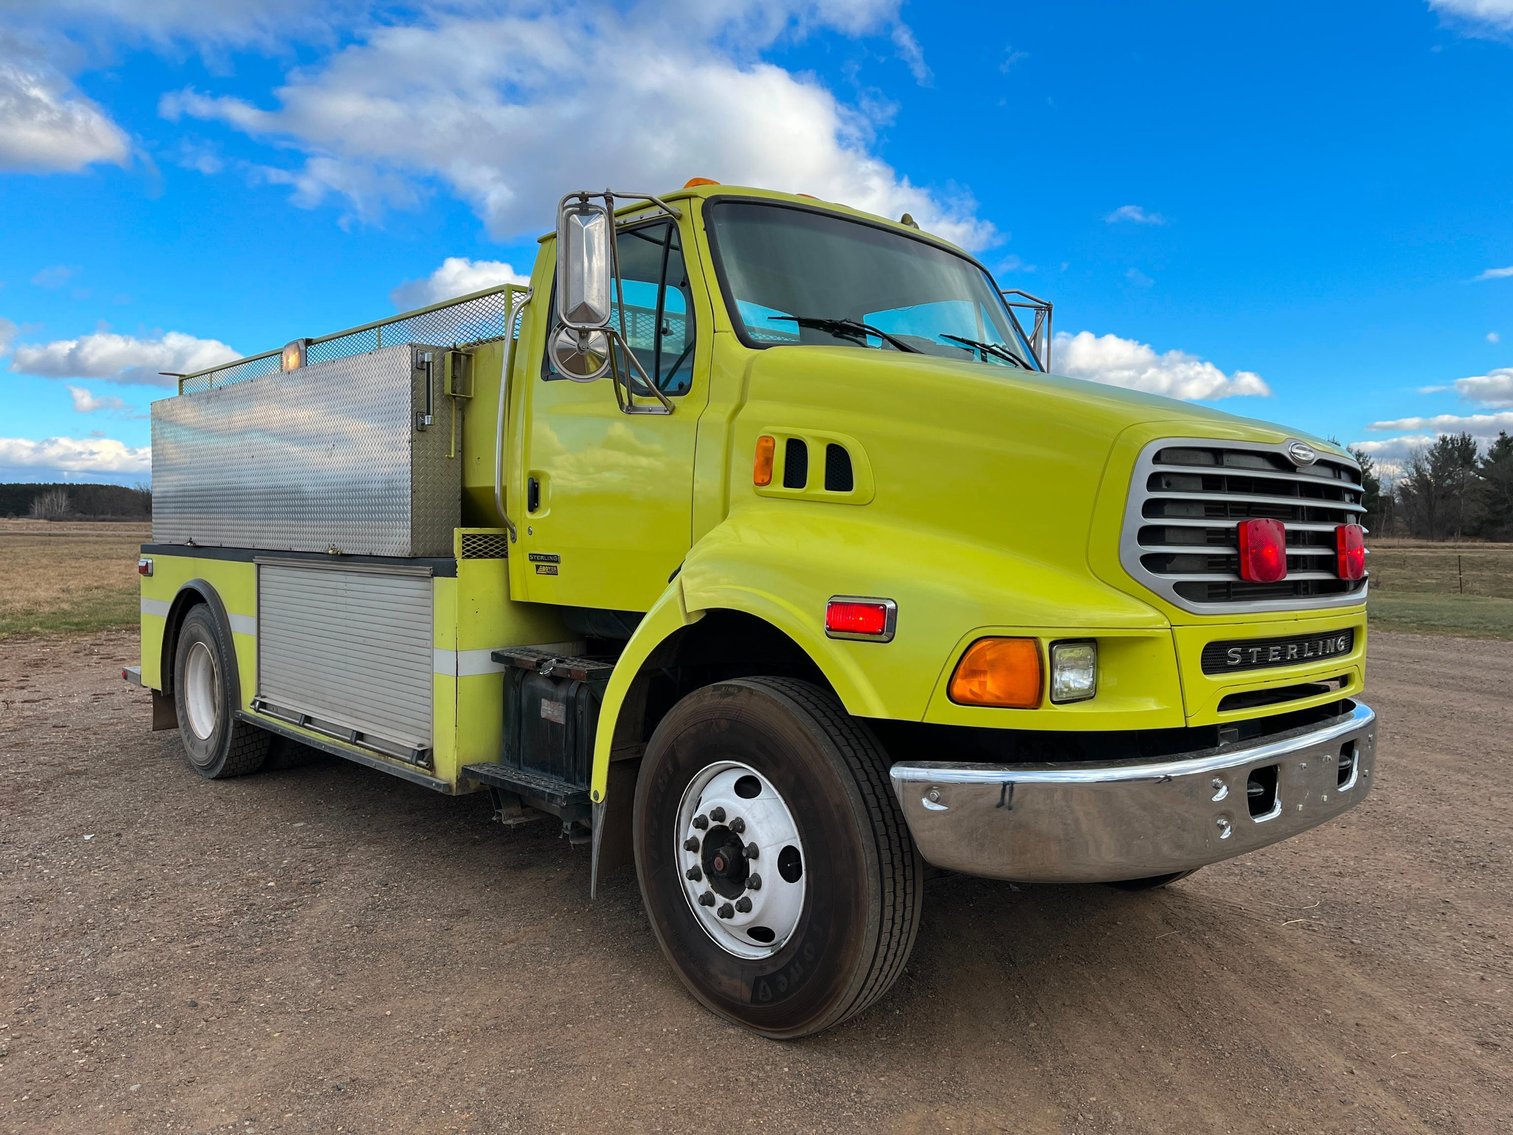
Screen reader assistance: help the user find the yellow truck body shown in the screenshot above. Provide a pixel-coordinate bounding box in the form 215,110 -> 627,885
132,183 -> 1376,1037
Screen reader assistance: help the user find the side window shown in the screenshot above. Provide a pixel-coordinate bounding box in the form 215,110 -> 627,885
545,221 -> 697,395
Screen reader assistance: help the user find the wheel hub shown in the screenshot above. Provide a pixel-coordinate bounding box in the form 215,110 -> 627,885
676,761 -> 807,959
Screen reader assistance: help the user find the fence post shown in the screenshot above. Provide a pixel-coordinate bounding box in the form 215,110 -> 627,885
1458,554 -> 1464,595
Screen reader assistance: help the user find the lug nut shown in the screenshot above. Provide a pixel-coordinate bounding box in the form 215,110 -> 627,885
745,842 -> 759,860
685,866 -> 702,882
747,873 -> 762,891
692,814 -> 709,830
729,817 -> 746,834
698,891 -> 716,907
684,837 -> 700,852
735,896 -> 752,913
710,807 -> 726,822
718,902 -> 735,920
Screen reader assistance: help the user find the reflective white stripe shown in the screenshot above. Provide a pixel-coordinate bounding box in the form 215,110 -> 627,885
140,598 -> 255,637
433,641 -> 585,677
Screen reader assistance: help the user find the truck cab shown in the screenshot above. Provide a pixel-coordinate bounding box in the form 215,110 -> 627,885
134,181 -> 1375,1038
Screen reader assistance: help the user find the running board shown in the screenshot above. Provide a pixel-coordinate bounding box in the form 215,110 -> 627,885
462,763 -> 592,825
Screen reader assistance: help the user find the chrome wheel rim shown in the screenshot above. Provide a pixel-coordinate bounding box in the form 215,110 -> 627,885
184,640 -> 220,742
676,760 -> 807,960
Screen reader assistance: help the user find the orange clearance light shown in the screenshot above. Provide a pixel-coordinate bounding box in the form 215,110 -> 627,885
825,598 -> 897,642
684,177 -> 720,188
753,435 -> 776,486
1336,523 -> 1367,581
1237,517 -> 1287,583
949,638 -> 1042,708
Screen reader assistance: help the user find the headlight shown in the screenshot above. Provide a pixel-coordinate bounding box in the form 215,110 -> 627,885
1049,641 -> 1097,703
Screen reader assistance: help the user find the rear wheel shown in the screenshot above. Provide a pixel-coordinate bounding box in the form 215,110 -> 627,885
633,677 -> 922,1038
172,605 -> 269,779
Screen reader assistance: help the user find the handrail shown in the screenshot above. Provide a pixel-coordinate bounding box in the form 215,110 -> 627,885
178,282 -> 520,393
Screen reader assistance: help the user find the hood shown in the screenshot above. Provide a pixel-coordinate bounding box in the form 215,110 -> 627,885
736,346 -> 1337,615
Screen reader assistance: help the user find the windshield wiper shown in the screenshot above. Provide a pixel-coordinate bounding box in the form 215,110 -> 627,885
772,316 -> 919,353
939,333 -> 1028,369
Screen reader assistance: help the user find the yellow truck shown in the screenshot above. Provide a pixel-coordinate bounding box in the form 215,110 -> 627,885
128,182 -> 1376,1038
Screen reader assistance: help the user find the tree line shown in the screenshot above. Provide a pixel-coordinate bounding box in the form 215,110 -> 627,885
1351,431 -> 1513,541
0,482 -> 152,520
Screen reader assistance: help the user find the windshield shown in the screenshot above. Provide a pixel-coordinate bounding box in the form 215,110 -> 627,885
706,200 -> 1039,370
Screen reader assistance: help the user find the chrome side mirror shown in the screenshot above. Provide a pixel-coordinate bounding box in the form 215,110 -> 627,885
549,324 -> 612,382
556,195 -> 613,329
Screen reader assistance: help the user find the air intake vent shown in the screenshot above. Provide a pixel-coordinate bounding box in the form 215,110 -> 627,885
824,444 -> 854,492
460,532 -> 509,559
784,439 -> 808,489
1122,439 -> 1368,613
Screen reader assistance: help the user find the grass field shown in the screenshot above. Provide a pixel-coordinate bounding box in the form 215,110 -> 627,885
2,522 -> 1510,641
0,519 -> 148,638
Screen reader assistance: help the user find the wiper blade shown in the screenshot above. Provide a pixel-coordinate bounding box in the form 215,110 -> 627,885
939,333 -> 1028,369
772,315 -> 919,353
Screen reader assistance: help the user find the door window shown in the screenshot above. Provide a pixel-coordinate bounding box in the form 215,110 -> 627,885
546,221 -> 697,395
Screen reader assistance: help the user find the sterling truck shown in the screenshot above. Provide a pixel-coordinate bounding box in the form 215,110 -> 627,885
129,182 -> 1377,1038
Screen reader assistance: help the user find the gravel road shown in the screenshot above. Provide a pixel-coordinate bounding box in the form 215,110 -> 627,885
1,630 -> 1508,1134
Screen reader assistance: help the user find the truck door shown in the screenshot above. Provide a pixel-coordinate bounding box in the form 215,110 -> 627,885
515,217 -> 708,613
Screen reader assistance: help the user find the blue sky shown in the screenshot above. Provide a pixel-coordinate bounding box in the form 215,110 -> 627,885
2,0 -> 1511,485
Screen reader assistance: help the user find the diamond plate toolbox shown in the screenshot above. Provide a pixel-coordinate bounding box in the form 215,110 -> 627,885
152,344 -> 460,557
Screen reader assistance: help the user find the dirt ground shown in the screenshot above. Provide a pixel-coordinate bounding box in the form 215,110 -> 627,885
1,631 -> 1508,1135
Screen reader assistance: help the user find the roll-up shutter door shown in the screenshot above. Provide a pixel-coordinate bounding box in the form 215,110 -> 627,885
257,563 -> 433,752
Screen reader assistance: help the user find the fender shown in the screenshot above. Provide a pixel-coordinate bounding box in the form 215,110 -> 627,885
590,506 -> 1168,802
160,578 -> 238,696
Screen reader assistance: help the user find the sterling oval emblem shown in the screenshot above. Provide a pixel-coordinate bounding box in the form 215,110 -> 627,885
1285,440 -> 1317,466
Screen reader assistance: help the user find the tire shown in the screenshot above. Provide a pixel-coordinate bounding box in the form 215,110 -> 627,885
171,604 -> 270,779
1107,869 -> 1198,891
633,676 -> 922,1038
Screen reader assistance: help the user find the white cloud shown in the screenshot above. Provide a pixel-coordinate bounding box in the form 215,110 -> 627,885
0,434 -> 149,474
1429,0 -> 1513,32
1105,204 -> 1166,226
0,49 -> 129,173
67,384 -> 141,416
12,329 -> 240,385
890,24 -> 931,84
32,265 -> 76,287
0,317 -> 16,355
391,257 -> 529,310
1052,330 -> 1270,400
160,1 -> 995,248
1453,367 -> 1513,407
1125,267 -> 1154,288
1489,331 -> 1501,343
1476,265 -> 1513,281
1367,410 -> 1513,433
1347,434 -> 1440,477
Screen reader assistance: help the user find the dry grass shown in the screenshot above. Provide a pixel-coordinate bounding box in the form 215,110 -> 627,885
0,519 -> 148,638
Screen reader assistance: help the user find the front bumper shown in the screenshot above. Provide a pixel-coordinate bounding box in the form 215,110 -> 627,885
889,701 -> 1376,883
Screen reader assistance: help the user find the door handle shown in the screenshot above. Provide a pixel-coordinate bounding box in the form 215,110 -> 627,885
527,476 -> 541,513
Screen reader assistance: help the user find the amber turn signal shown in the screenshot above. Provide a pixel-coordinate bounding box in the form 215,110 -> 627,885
753,435 -> 775,486
949,637 -> 1042,708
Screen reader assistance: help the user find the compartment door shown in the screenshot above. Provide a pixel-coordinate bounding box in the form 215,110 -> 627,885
256,562 -> 434,760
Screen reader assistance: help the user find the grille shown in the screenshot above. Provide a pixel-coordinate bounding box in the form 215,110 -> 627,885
460,531 -> 510,559
824,443 -> 854,493
784,438 -> 809,489
179,286 -> 520,395
1122,439 -> 1368,613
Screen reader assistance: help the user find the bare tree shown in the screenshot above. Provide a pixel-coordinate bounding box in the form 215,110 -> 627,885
28,487 -> 71,520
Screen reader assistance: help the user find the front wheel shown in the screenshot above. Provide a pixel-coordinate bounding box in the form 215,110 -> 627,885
172,605 -> 270,779
633,677 -> 922,1039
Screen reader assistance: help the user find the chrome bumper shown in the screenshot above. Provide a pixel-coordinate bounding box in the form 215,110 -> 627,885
889,702 -> 1377,884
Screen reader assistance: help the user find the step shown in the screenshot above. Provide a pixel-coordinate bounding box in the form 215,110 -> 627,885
462,762 -> 592,819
